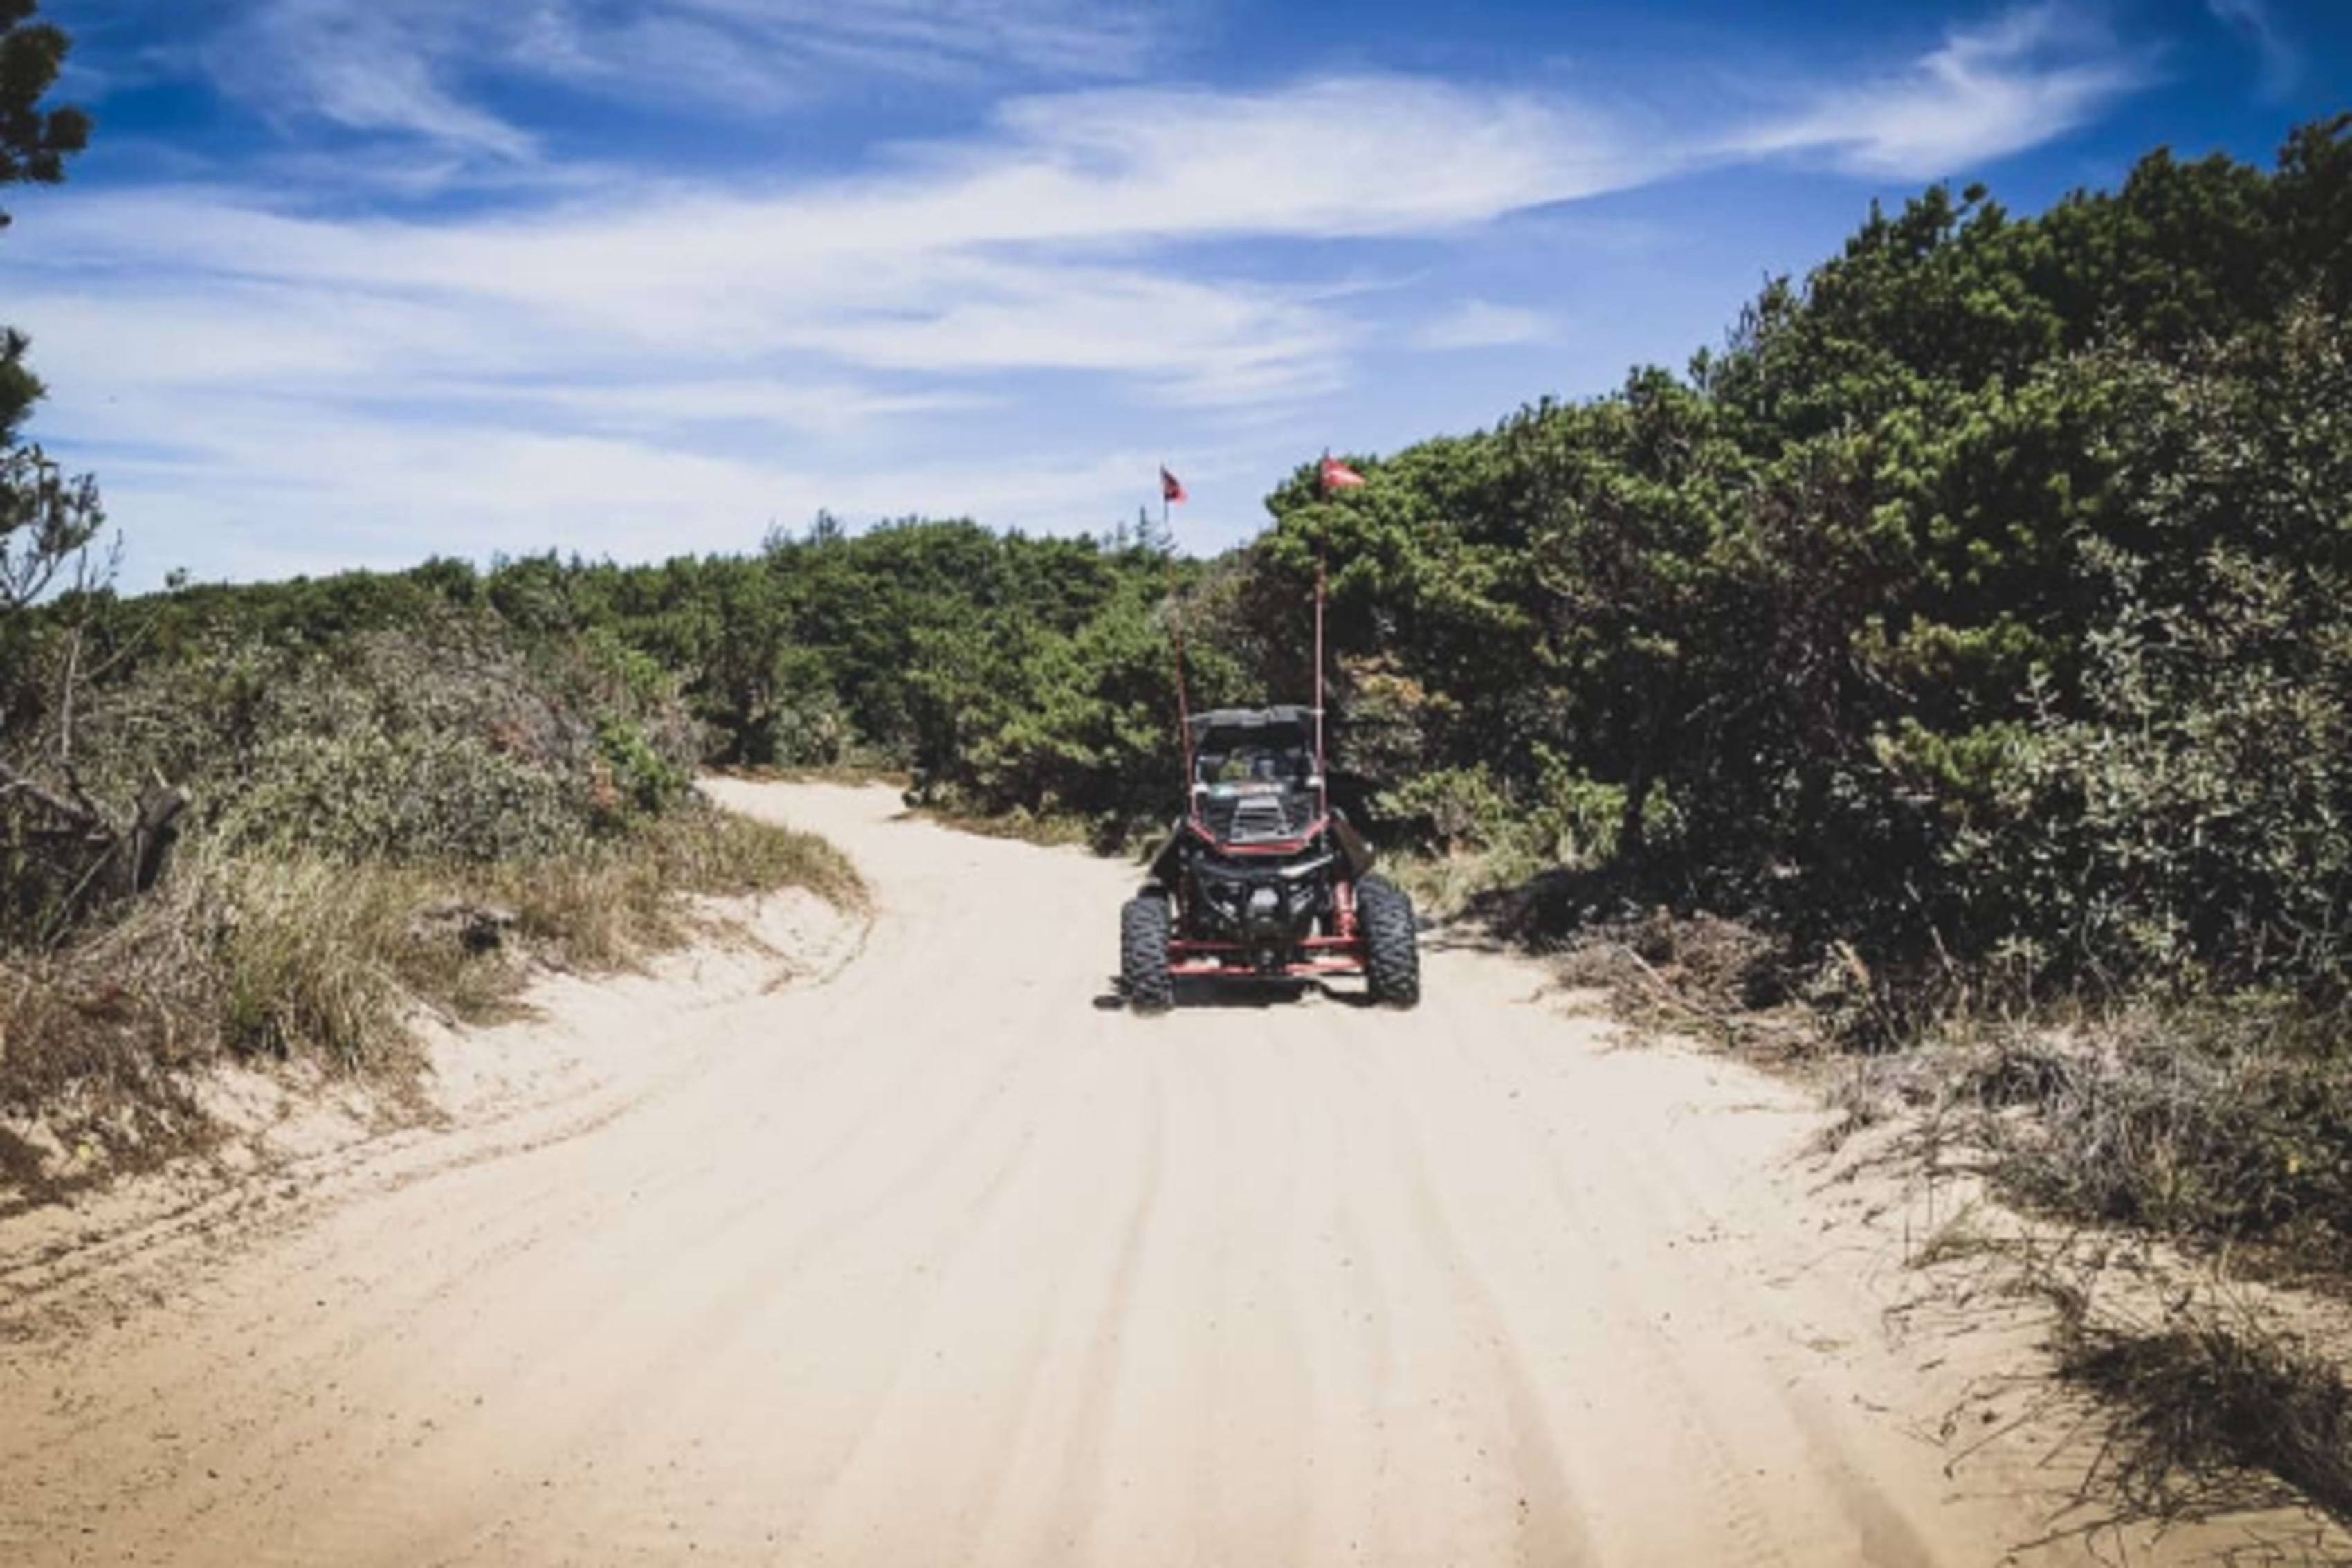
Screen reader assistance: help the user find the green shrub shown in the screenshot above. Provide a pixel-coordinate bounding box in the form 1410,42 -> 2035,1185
595,715 -> 691,821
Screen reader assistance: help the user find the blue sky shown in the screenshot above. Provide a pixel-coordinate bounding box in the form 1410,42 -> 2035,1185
3,0 -> 2344,587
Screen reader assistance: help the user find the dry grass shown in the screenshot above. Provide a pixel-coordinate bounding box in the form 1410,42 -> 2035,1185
1522,902 -> 2352,1528
1529,900 -> 2352,1280
479,802 -> 862,972
1989,1017 -> 2351,1258
2043,1277 -> 2352,1529
0,801 -> 861,1200
1807,1012 -> 2352,1282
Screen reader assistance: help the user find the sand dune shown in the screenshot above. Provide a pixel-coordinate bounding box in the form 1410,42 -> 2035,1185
1,781 -> 2338,1565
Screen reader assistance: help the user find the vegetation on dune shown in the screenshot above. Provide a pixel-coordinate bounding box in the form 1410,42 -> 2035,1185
0,567 -> 864,1156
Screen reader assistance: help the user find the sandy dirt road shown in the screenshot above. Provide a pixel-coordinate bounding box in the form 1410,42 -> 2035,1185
1,781 -> 2342,1566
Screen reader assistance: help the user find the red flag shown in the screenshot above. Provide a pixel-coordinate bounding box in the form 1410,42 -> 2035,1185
1320,454 -> 1366,492
1160,465 -> 1186,504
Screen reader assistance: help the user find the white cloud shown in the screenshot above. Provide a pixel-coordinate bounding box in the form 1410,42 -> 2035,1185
7,10 -> 2161,584
1731,3 -> 2154,178
14,73 -> 1676,417
73,387 -> 1197,583
1414,300 -> 1563,352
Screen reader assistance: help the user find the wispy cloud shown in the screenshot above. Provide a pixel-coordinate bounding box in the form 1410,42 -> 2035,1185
520,0 -> 1163,95
1733,3 -> 2154,178
1414,300 -> 1563,352
202,0 -> 540,160
4,6 -> 2163,582
196,0 -> 1168,162
15,73 -> 1678,408
2205,0 -> 2301,100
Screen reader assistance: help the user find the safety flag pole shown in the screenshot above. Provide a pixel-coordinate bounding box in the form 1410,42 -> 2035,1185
1159,466 -> 1196,821
1313,549 -> 1329,822
1311,453 -> 1361,822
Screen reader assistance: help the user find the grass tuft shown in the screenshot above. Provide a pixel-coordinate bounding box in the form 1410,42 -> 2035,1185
0,796 -> 862,1197
2048,1282 -> 2352,1527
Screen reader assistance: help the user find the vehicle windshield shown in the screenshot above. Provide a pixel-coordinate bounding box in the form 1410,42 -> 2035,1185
1198,740 -> 1308,792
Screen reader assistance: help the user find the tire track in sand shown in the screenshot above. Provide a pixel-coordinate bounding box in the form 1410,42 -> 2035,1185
3,781 -> 2344,1567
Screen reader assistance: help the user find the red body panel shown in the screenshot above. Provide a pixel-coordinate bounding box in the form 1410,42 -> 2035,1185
1167,960 -> 1366,978
1167,931 -> 1366,981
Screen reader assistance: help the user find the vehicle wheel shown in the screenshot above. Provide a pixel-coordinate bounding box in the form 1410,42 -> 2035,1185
1356,876 -> 1420,1008
1121,894 -> 1175,1013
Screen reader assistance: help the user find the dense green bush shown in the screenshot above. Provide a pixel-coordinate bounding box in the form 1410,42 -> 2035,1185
3,601 -> 711,951
1240,117 -> 2352,1012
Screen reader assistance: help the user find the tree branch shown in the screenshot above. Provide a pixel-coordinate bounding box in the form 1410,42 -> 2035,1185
0,752 -> 104,832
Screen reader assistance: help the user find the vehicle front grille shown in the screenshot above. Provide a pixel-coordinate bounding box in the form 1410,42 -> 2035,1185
1199,787 -> 1313,844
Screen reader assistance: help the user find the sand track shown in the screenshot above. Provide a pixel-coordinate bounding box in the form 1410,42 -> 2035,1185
1,781 -> 2340,1565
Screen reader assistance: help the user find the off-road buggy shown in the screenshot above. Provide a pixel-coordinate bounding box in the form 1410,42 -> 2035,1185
1120,705 -> 1419,1011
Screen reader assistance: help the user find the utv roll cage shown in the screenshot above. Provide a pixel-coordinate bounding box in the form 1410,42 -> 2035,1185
1118,554 -> 1418,1010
